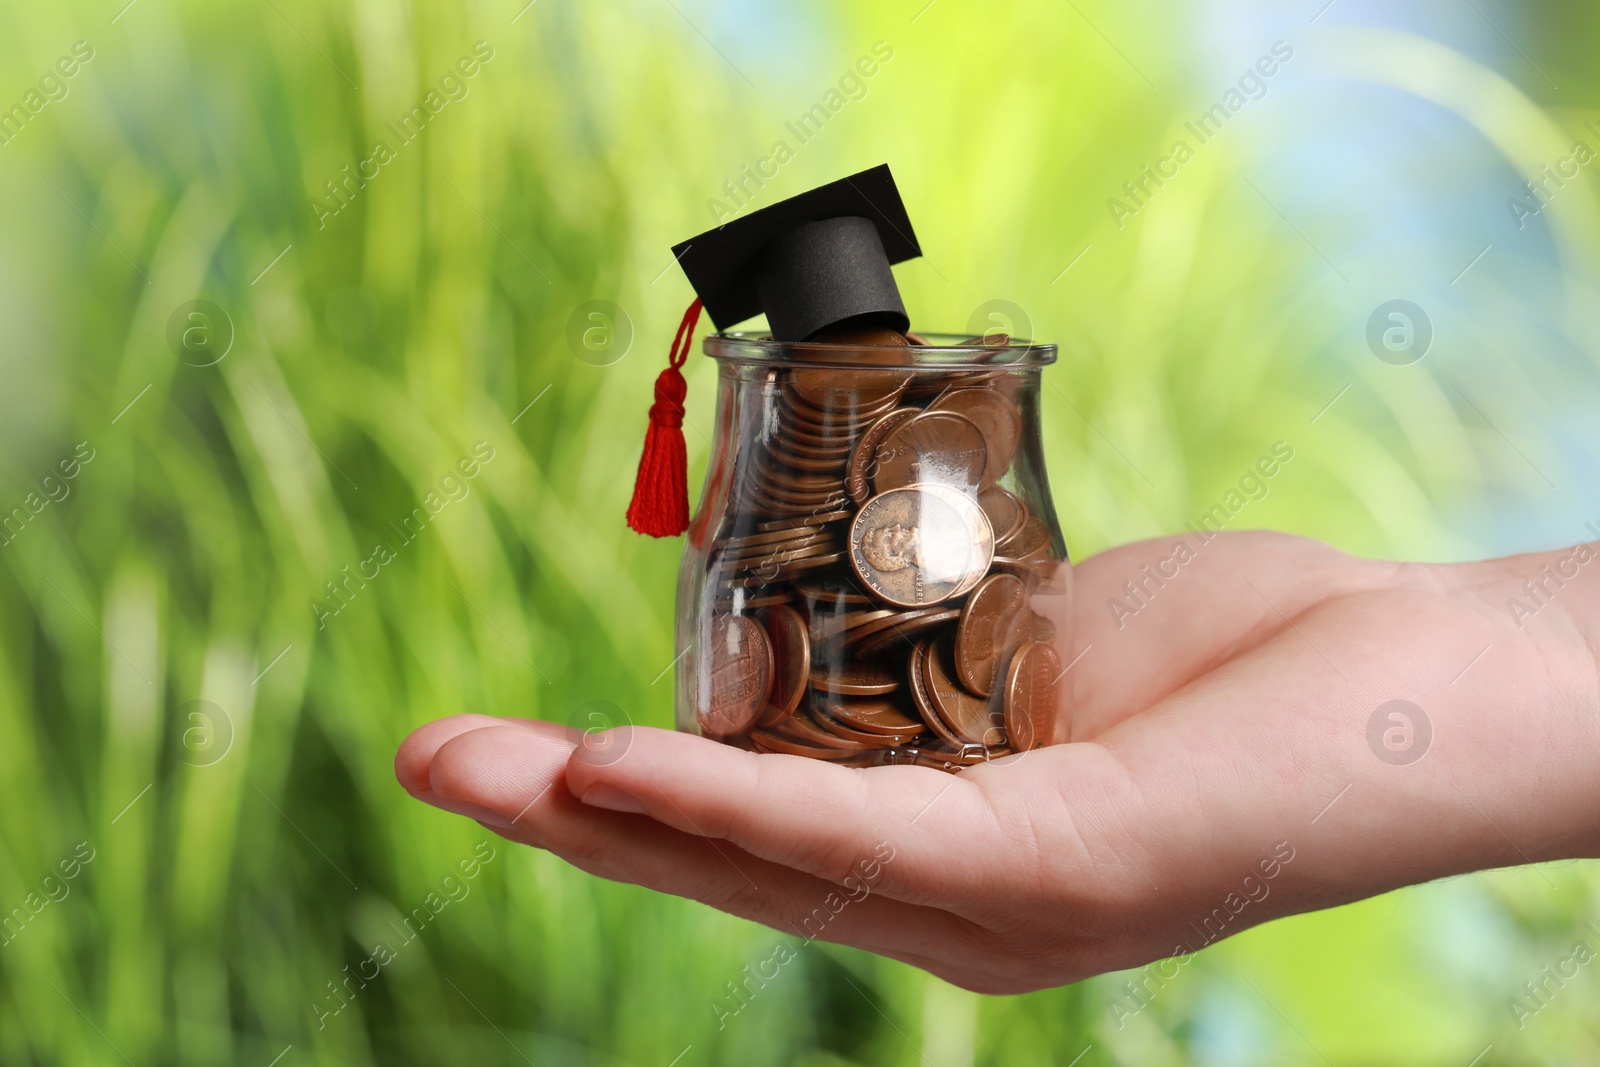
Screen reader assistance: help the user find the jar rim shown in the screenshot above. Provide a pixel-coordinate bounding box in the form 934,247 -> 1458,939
703,330 -> 1057,369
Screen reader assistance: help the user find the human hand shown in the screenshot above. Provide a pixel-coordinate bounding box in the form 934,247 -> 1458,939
396,531 -> 1600,993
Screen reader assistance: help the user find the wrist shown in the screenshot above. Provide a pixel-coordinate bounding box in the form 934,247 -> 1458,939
1458,546 -> 1600,858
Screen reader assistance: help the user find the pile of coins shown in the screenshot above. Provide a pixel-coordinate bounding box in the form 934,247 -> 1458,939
695,330 -> 1067,772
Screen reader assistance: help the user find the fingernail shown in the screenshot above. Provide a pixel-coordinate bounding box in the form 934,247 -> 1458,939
580,784 -> 646,815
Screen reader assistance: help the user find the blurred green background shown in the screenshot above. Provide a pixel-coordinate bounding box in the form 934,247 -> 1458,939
2,0 -> 1598,1063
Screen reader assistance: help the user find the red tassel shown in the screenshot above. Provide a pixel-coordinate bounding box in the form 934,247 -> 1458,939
627,299 -> 702,537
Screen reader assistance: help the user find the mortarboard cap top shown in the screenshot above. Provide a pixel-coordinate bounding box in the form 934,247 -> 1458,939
672,165 -> 921,342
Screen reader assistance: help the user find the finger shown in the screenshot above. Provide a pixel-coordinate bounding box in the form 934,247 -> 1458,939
397,714 -> 573,826
395,714 -> 569,798
1067,530 -> 1398,736
563,726 -> 1087,909
427,725 -> 997,965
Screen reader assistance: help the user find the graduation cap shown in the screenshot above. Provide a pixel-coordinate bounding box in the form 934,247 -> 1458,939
627,165 -> 922,537
674,164 -> 922,341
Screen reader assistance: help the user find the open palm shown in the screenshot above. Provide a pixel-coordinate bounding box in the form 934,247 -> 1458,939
396,530 -> 1600,993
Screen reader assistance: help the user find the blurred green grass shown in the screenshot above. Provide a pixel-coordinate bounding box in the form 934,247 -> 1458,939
1,0 -> 1597,1064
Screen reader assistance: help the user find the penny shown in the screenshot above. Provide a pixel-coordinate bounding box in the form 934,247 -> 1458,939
1002,640 -> 1062,750
1029,612 -> 1056,642
849,484 -> 995,607
928,390 -> 1020,485
979,486 -> 1027,548
961,332 -> 1010,350
885,743 -> 996,770
765,709 -> 869,751
748,493 -> 848,519
765,550 -> 848,580
761,605 -> 810,726
808,705 -> 914,748
786,366 -> 910,415
923,637 -> 1006,746
906,639 -> 963,748
758,511 -> 853,532
872,411 -> 987,493
811,655 -> 899,696
779,451 -> 853,474
725,534 -> 838,569
730,551 -> 847,585
770,439 -> 852,462
847,407 -> 919,505
720,528 -> 832,560
844,606 -> 959,653
750,727 -> 866,759
991,556 -> 1055,589
713,588 -> 793,612
849,609 -> 960,659
1004,514 -> 1053,559
788,325 -> 914,409
810,607 -> 898,642
794,578 -> 873,605
815,695 -> 927,737
699,615 -> 774,738
717,525 -> 826,552
765,465 -> 845,494
953,574 -> 1030,697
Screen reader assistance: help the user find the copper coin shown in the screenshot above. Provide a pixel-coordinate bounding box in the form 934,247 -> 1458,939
849,484 -> 995,607
788,325 -> 914,409
929,389 -> 1020,484
718,525 -> 825,552
923,637 -> 1006,747
761,605 -> 810,726
779,397 -> 898,438
1029,612 -> 1056,642
889,743 -> 997,769
714,588 -> 793,612
979,486 -> 1027,548
757,510 -> 853,533
795,578 -> 872,605
1003,640 -> 1062,750
750,727 -> 865,759
760,552 -> 848,583
699,615 -> 773,738
729,552 -> 847,586
907,639 -> 963,748
815,695 -> 927,738
872,411 -> 988,494
807,705 -> 912,748
811,655 -> 899,696
778,451 -> 851,474
769,415 -> 844,445
849,610 -> 960,659
810,607 -> 898,641
726,534 -> 837,569
845,606 -> 960,653
1005,514 -> 1053,559
757,492 -> 847,515
953,574 -> 1030,697
764,710 -> 870,751
765,465 -> 844,494
847,407 -> 920,505
991,557 -> 1051,589
748,493 -> 848,519
719,528 -> 832,560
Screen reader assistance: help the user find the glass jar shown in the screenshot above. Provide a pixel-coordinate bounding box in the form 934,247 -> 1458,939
674,332 -> 1071,772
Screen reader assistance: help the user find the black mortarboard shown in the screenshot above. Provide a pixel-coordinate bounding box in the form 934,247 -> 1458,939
673,165 -> 921,342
